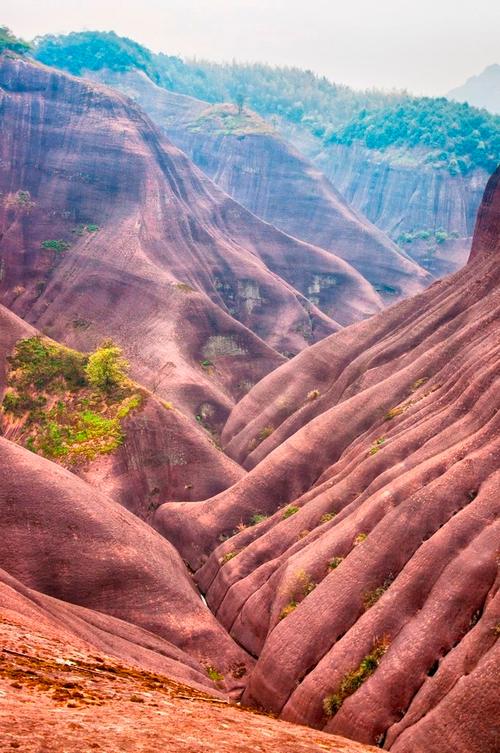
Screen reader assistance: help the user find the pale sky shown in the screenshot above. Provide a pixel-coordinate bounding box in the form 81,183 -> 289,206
3,0 -> 499,95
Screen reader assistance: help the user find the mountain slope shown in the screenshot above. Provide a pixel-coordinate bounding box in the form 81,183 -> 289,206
0,305 -> 244,513
0,435 -> 253,696
448,64 -> 500,115
0,54 -> 385,437
155,167 -> 500,751
82,69 -> 429,304
0,602 -> 376,753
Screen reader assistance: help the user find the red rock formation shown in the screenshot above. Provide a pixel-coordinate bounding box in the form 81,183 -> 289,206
310,141 -> 489,274
88,70 -> 430,304
0,604 -> 377,753
0,436 -> 252,696
0,305 -> 243,513
155,167 -> 500,750
0,54 -> 385,439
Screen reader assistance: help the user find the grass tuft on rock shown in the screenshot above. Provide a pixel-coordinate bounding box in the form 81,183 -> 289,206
323,637 -> 390,717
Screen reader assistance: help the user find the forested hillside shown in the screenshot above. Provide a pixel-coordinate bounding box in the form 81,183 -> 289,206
35,31 -> 500,176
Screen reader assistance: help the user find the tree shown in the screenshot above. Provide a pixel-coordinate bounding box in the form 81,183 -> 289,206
0,26 -> 32,55
85,340 -> 129,392
235,91 -> 245,115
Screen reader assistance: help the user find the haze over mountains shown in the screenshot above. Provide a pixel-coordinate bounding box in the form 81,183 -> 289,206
34,31 -> 500,275
448,64 -> 500,115
0,23 -> 499,753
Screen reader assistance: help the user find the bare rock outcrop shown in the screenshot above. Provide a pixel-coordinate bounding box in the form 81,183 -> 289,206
155,168 -> 500,750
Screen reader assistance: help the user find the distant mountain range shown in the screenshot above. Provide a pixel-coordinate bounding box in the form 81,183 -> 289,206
448,64 -> 500,115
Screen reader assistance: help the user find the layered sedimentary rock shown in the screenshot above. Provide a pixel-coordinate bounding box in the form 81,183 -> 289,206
0,603 -> 377,753
156,167 -> 500,751
86,69 -> 430,304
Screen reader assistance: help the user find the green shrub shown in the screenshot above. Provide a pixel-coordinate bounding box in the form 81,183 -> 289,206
320,512 -> 336,523
363,576 -> 394,610
205,665 -> 224,682
328,556 -> 344,571
0,26 -> 31,55
250,513 -> 268,525
41,239 -> 70,253
220,550 -> 238,564
283,505 -> 300,518
1,336 -> 141,465
85,340 -> 129,392
323,638 -> 390,716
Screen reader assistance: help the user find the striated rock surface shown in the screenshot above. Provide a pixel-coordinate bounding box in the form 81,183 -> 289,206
0,436 -> 253,695
155,167 -> 500,750
88,69 -> 430,304
309,141 -> 489,274
0,305 -> 243,514
0,606 -> 376,753
0,55 -> 386,437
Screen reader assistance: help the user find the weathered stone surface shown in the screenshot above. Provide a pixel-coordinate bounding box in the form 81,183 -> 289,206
156,168 -> 500,750
90,69 -> 431,306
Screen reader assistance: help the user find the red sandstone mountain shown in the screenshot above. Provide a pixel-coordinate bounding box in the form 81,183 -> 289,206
0,436 -> 253,696
1,52 -> 499,753
156,167 -> 500,751
85,68 -> 430,303
0,54 -> 388,444
0,305 -> 243,513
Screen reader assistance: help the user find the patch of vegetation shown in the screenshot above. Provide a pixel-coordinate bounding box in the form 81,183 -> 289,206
85,224 -> 100,232
220,550 -> 238,565
397,228 -> 460,247
41,239 -> 70,253
363,576 -> 394,610
200,359 -> 213,369
320,512 -> 336,524
368,437 -> 386,455
328,556 -> 344,571
191,103 -> 274,136
34,31 -> 500,175
249,513 -> 268,525
258,426 -> 274,441
283,505 -> 300,519
354,532 -> 367,545
411,377 -> 429,392
279,570 -> 316,620
15,190 -> 35,207
205,665 -> 224,683
0,26 -> 31,55
326,97 -> 500,174
85,340 -> 129,393
175,282 -> 195,293
279,600 -> 298,620
384,405 -> 405,420
307,388 -> 321,401
1,336 -> 142,465
322,637 -> 390,717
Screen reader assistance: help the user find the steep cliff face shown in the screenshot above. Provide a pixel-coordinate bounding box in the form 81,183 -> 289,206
307,141 -> 489,275
86,69 -> 430,304
1,55 -> 385,436
156,167 -> 500,751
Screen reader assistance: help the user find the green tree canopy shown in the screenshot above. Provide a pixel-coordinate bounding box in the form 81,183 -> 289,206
85,340 -> 129,393
0,26 -> 31,55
